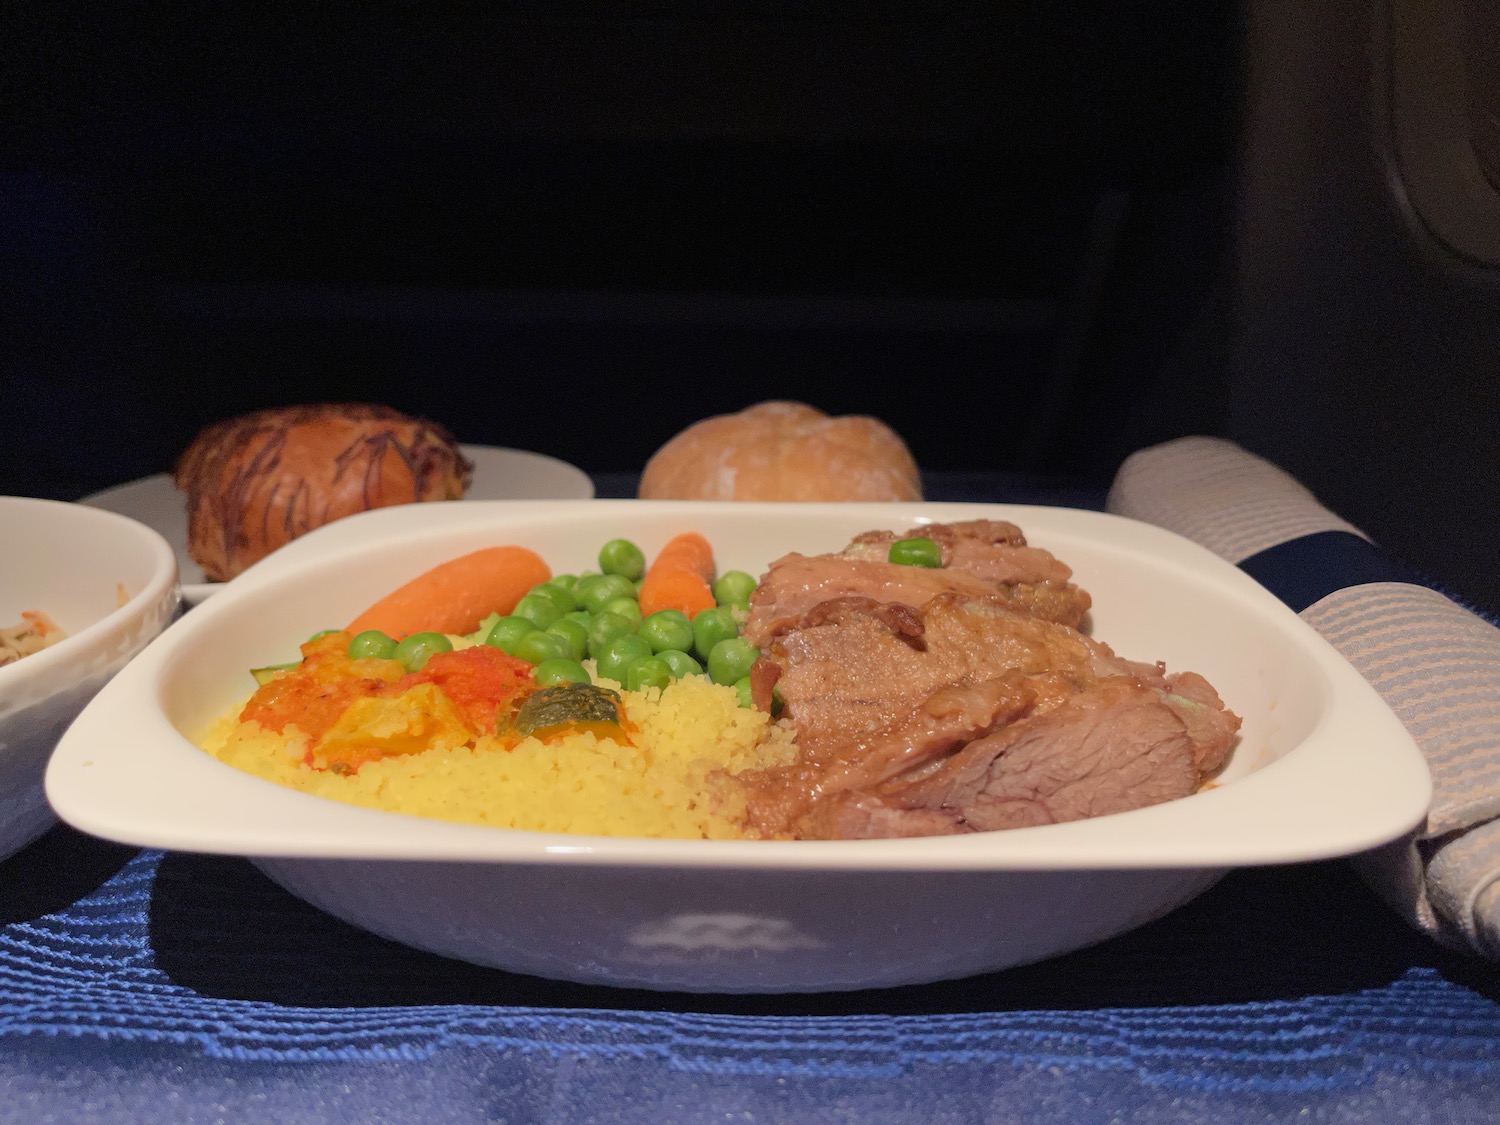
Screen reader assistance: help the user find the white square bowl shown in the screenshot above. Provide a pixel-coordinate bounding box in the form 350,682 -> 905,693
45,500 -> 1430,992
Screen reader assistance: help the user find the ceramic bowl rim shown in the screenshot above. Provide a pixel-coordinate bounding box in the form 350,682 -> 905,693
45,499 -> 1432,872
0,495 -> 180,700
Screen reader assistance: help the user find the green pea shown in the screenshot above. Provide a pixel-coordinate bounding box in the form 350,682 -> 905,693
692,606 -> 740,662
595,633 -> 653,685
348,629 -> 398,660
598,538 -> 646,581
469,612 -> 502,645
512,592 -> 564,630
550,573 -> 579,592
633,578 -> 645,597
657,649 -> 703,679
888,537 -> 942,568
485,615 -> 535,655
532,658 -> 592,686
394,631 -> 453,672
731,675 -> 755,709
626,656 -> 673,692
602,596 -> 643,626
579,573 -> 636,614
572,573 -> 602,604
545,618 -> 589,661
707,637 -> 759,686
562,610 -> 594,630
308,628 -> 341,643
531,582 -> 577,614
712,570 -> 757,608
586,611 -> 637,659
513,630 -> 572,666
638,609 -> 693,654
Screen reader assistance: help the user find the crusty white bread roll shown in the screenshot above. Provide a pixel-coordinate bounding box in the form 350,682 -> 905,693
638,400 -> 923,502
174,403 -> 472,581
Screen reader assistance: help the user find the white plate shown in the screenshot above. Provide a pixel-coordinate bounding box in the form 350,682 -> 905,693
79,445 -> 595,605
46,500 -> 1431,992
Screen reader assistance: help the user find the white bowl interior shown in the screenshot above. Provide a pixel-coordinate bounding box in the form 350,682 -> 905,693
0,501 -> 169,649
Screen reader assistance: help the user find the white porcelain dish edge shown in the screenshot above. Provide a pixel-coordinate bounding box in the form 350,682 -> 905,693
43,499 -> 1430,991
46,500 -> 1431,871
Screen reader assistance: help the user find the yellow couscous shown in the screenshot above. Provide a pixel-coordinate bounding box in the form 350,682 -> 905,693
198,673 -> 800,839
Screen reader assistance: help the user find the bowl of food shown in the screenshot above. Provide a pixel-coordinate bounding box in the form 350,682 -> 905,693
0,496 -> 180,860
45,500 -> 1428,992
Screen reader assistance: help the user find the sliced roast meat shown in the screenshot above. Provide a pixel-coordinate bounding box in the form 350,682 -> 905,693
743,674 -> 1039,837
847,518 -> 1028,553
843,519 -> 1075,587
793,596 -> 926,640
878,678 -> 1205,830
798,792 -> 967,840
796,678 -> 1207,839
1157,671 -> 1240,776
765,593 -> 1104,757
747,655 -> 782,714
743,520 -> 1092,644
743,553 -> 996,646
738,590 -> 1242,840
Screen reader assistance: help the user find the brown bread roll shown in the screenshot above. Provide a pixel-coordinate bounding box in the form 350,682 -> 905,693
174,403 -> 472,581
638,401 -> 923,502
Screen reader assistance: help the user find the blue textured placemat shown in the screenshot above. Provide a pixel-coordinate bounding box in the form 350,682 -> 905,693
3,834 -> 1500,1123
5,471 -> 1499,1123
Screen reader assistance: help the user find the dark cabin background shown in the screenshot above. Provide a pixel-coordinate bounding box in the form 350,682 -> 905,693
5,2 -> 1500,611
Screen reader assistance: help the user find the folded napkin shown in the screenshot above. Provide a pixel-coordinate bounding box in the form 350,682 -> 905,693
1108,436 -> 1500,958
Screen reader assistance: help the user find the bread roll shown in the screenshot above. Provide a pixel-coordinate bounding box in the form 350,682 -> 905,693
638,401 -> 922,502
174,403 -> 472,581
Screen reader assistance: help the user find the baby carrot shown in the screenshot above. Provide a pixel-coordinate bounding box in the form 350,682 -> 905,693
652,532 -> 715,581
347,546 -> 552,640
638,532 -> 717,618
639,567 -> 717,618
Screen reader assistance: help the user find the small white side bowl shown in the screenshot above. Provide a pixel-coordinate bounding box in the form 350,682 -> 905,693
0,497 -> 179,860
46,501 -> 1430,991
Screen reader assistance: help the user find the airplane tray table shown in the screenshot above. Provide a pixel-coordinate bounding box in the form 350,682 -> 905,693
3,469 -> 1497,1124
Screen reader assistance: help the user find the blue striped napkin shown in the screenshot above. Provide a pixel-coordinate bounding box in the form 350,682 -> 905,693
1108,436 -> 1500,957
